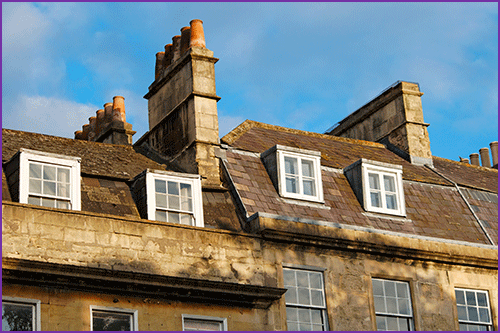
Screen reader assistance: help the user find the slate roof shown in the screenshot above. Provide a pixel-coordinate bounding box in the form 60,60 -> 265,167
222,120 -> 498,245
2,128 -> 242,231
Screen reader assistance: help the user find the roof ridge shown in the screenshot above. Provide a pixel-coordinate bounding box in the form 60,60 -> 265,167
2,128 -> 135,150
433,155 -> 498,173
221,120 -> 385,148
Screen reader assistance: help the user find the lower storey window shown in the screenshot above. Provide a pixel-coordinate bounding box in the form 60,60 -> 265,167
455,288 -> 492,331
283,268 -> 328,331
2,297 -> 40,331
91,306 -> 137,331
182,315 -> 227,331
372,278 -> 414,331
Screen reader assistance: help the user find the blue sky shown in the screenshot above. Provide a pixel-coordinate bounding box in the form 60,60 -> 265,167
2,2 -> 498,162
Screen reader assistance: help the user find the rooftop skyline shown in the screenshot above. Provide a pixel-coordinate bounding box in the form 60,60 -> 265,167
2,2 -> 498,162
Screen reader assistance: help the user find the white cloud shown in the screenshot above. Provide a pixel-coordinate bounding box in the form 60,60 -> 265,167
4,95 -> 98,138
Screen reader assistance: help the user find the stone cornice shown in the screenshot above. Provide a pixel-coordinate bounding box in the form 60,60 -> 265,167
2,258 -> 286,309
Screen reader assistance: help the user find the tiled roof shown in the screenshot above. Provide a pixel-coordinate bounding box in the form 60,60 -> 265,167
225,149 -> 496,245
222,120 -> 497,192
2,129 -> 171,180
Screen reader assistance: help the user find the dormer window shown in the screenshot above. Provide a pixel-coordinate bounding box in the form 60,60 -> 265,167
344,159 -> 405,216
17,149 -> 81,210
261,145 -> 323,203
143,170 -> 204,227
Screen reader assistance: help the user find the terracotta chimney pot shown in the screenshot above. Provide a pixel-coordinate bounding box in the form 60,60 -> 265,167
88,116 -> 97,141
189,19 -> 206,48
104,102 -> 114,124
490,141 -> 498,166
82,124 -> 90,141
112,96 -> 126,122
155,52 -> 165,80
180,26 -> 191,54
172,35 -> 181,62
470,153 -> 480,166
164,44 -> 173,67
479,148 -> 491,168
96,109 -> 105,137
74,130 -> 83,140
459,157 -> 470,164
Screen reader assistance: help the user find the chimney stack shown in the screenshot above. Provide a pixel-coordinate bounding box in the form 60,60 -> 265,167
155,52 -> 165,80
141,19 -> 222,187
470,153 -> 480,166
326,81 -> 433,166
74,96 -> 135,145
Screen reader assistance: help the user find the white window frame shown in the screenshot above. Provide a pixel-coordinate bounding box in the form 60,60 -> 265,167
283,267 -> 329,331
455,288 -> 493,331
277,148 -> 323,203
181,314 -> 228,331
2,296 -> 41,331
18,148 -> 81,211
145,170 -> 204,227
90,305 -> 138,331
361,161 -> 405,216
371,278 -> 414,331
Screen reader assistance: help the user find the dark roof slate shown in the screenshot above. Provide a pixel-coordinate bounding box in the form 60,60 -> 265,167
2,129 -> 170,180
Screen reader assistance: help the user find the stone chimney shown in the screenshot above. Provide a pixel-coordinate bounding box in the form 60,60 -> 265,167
139,19 -> 222,187
326,81 -> 433,166
74,96 -> 136,145
460,142 -> 498,169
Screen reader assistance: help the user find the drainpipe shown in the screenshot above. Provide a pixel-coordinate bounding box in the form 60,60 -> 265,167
425,166 -> 495,245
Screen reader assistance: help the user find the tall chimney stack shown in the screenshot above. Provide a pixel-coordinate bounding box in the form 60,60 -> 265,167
141,19 -> 222,187
326,81 -> 433,166
470,153 -> 480,166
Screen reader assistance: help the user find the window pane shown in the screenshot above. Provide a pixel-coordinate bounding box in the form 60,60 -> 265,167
92,310 -> 132,331
168,212 -> 180,223
387,316 -> 398,330
298,308 -> 310,323
2,302 -> 34,331
41,197 -> 55,207
285,157 -> 298,175
386,194 -> 398,210
286,177 -> 298,193
386,297 -> 398,314
180,214 -> 193,226
456,290 -> 466,305
372,279 -> 384,296
396,282 -> 408,298
302,160 -> 314,177
43,181 -> 56,196
303,180 -> 315,196
286,307 -> 298,322
466,291 -> 477,306
167,181 -> 179,195
28,196 -> 40,206
180,183 -> 192,198
169,195 -> 180,210
468,307 -> 479,322
283,270 -> 296,286
383,175 -> 396,192
296,271 -> 309,287
384,280 -> 396,297
310,290 -> 323,307
57,168 -> 70,183
298,288 -> 311,305
156,194 -> 167,208
56,200 -> 69,209
476,293 -> 487,307
29,163 -> 42,179
29,179 -> 42,194
58,183 -> 70,198
370,192 -> 381,208
398,317 -> 409,331
155,179 -> 166,193
398,298 -> 410,315
287,322 -> 299,331
376,316 -> 386,330
310,309 -> 322,324
309,273 -> 322,289
479,308 -> 490,323
457,305 -> 468,320
155,210 -> 167,222
374,296 -> 386,313
43,165 -> 56,180
181,198 -> 193,212
285,287 -> 298,304
369,173 -> 380,190
298,323 -> 311,331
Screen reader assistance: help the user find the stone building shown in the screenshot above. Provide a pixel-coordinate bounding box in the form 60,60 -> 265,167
2,20 -> 498,331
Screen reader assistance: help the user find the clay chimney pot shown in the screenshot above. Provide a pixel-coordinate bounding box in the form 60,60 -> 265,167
189,19 -> 206,48
96,109 -> 105,137
104,102 -> 113,124
74,130 -> 83,140
479,147 -> 491,168
164,44 -> 173,67
155,52 -> 165,80
490,141 -> 498,166
112,96 -> 126,122
88,116 -> 97,141
180,26 -> 191,54
172,35 -> 181,62
82,124 -> 90,141
470,153 -> 480,166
